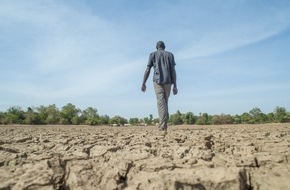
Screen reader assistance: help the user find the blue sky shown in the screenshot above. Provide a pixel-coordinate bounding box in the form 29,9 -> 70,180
1,0 -> 290,118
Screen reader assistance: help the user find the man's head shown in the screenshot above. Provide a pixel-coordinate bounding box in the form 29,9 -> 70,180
156,41 -> 165,50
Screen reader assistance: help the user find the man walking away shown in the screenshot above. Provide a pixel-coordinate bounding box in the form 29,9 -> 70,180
141,41 -> 178,135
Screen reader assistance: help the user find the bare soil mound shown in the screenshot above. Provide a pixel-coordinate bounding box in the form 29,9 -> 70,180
0,124 -> 289,189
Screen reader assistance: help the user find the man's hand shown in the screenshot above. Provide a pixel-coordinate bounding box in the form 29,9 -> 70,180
142,67 -> 150,92
141,83 -> 146,92
173,86 -> 178,95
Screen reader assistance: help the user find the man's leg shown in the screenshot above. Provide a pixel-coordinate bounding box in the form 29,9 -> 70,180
154,82 -> 171,130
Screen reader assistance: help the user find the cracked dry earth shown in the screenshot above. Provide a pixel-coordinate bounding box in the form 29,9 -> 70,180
0,124 -> 290,190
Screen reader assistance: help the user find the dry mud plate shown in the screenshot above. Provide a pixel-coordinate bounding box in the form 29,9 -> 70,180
0,124 -> 290,190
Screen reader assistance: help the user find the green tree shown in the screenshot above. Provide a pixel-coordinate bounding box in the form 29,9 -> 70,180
169,110 -> 183,125
60,103 -> 81,125
37,104 -> 60,124
196,113 -> 210,125
3,106 -> 25,124
274,106 -> 287,123
81,107 -> 99,125
0,111 -> 4,124
249,107 -> 263,123
143,117 -> 149,125
99,115 -> 110,125
143,114 -> 154,125
37,105 -> 48,124
24,107 -> 41,125
149,114 -> 153,125
129,118 -> 139,125
233,114 -> 241,124
267,113 -> 275,123
181,112 -> 196,125
284,112 -> 290,123
259,113 -> 268,123
109,116 -> 127,126
241,112 -> 253,124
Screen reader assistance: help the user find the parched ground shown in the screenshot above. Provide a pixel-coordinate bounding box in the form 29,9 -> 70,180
0,124 -> 289,190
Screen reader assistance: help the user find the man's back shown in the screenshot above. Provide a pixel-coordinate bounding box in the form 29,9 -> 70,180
148,49 -> 176,84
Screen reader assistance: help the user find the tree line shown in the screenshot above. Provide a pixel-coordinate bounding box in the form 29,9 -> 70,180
168,107 -> 290,125
0,103 -> 289,126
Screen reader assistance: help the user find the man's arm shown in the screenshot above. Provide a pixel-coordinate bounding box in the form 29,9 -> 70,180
170,53 -> 178,95
172,67 -> 178,95
141,67 -> 151,92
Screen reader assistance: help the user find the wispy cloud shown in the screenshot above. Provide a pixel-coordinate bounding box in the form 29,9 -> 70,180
1,0 -> 143,100
176,1 -> 290,60
179,26 -> 289,61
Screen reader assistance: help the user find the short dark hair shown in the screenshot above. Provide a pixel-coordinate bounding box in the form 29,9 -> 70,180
156,41 -> 165,49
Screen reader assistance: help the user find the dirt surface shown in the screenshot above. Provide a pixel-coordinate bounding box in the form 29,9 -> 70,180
0,124 -> 289,190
